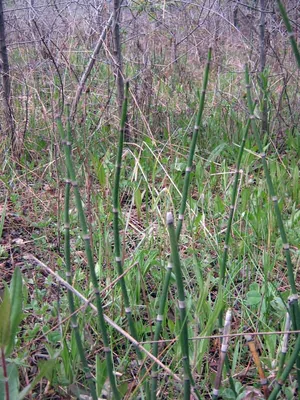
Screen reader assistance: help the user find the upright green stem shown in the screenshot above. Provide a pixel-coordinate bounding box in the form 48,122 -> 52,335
177,47 -> 211,238
277,0 -> 300,69
275,5 -> 300,394
215,106 -> 254,399
166,212 -> 200,400
112,82 -> 149,397
61,110 -> 97,400
269,334 -> 300,400
212,309 -> 232,400
151,48 -> 211,400
219,116 -> 253,286
277,312 -> 291,379
57,117 -> 120,400
245,64 -> 300,396
245,65 -> 298,297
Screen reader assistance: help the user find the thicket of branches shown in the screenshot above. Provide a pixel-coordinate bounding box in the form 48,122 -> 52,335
0,0 -> 299,157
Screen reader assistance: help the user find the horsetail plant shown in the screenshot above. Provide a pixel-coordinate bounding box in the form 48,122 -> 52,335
112,82 -> 149,397
57,115 -> 121,400
151,48 -> 211,400
245,65 -> 299,301
271,9 -> 300,388
269,335 -> 300,400
212,309 -> 232,400
166,212 -> 200,400
218,115 -> 254,286
62,111 -> 98,400
277,0 -> 300,69
215,112 -> 256,396
176,47 -> 211,237
277,312 -> 291,379
245,64 -> 300,396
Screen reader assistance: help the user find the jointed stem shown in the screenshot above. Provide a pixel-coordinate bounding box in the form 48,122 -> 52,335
62,111 -> 97,400
167,212 -> 201,400
151,48 -> 211,400
57,116 -> 120,400
245,65 -> 300,398
214,107 -> 255,399
112,82 -> 149,397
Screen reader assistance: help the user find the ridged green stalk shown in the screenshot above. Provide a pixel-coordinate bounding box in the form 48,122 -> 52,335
269,334 -> 300,400
218,117 -> 253,285
215,115 -> 255,397
166,212 -> 200,400
57,117 -> 120,400
177,47 -> 211,237
112,82 -> 149,397
245,65 -> 300,397
277,312 -> 291,379
276,5 -> 300,395
245,65 -> 299,299
277,0 -> 300,69
151,48 -> 211,400
63,112 -> 97,400
212,309 -> 232,400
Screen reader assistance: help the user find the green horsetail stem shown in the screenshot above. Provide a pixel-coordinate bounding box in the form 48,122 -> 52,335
277,0 -> 300,69
245,65 -> 300,396
151,48 -> 211,400
112,82 -> 149,396
245,65 -> 299,299
219,115 -> 253,285
57,117 -> 120,400
277,312 -> 291,379
212,309 -> 232,400
275,6 -> 300,391
177,47 -> 211,238
166,212 -> 201,400
63,111 -> 97,400
269,334 -> 300,400
215,113 -> 256,397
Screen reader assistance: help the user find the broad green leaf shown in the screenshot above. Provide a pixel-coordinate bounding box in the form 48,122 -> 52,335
7,267 -> 23,355
204,143 -> 226,167
18,357 -> 57,400
293,166 -> 299,203
0,286 -> 11,347
246,290 -> 261,306
97,162 -> 106,187
96,354 -> 107,398
0,197 -> 7,239
134,188 -> 142,218
249,282 -> 259,291
61,339 -> 72,382
118,382 -> 128,397
0,362 -> 19,399
220,388 -> 237,399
